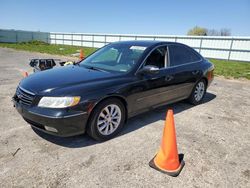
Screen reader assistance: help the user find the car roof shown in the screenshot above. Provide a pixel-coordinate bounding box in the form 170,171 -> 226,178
111,40 -> 179,47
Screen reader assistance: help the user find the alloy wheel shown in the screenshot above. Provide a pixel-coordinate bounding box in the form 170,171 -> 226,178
194,81 -> 205,102
97,104 -> 122,135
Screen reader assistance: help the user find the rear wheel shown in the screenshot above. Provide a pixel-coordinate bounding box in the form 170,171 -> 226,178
87,98 -> 125,141
188,79 -> 207,105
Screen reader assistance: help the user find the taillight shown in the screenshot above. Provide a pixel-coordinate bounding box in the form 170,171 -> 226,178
207,70 -> 214,81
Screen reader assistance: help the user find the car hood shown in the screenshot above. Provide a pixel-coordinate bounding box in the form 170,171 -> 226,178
20,65 -> 120,95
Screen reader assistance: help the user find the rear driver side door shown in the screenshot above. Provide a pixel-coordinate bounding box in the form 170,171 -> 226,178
166,44 -> 203,100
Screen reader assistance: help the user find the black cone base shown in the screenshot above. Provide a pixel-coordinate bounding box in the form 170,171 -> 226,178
149,154 -> 185,177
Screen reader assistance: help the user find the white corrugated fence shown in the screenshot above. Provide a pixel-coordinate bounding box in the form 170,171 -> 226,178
1,29 -> 250,62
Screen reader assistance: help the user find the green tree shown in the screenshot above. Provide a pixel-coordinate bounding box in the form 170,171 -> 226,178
187,26 -> 207,36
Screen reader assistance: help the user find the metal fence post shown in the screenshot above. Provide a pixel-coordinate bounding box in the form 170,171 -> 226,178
175,36 -> 177,42
92,35 -> 94,47
15,31 -> 18,43
31,32 -> 34,41
104,35 -> 107,45
47,32 -> 49,44
62,34 -> 64,45
81,34 -> 83,46
71,33 -> 73,46
199,38 -> 203,53
228,38 -> 234,61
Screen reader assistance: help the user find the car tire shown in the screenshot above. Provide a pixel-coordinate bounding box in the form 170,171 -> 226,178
87,98 -> 126,141
188,79 -> 207,105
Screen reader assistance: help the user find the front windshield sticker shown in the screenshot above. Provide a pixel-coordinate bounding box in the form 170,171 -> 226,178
130,46 -> 147,51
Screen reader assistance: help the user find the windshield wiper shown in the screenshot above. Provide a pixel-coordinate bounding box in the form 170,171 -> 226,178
83,65 -> 107,72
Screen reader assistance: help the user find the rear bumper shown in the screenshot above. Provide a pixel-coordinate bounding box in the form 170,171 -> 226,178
13,100 -> 89,137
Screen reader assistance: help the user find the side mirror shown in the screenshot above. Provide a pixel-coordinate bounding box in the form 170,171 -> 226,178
137,65 -> 160,75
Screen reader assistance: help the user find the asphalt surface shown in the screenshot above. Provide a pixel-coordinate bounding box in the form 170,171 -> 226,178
0,47 -> 249,188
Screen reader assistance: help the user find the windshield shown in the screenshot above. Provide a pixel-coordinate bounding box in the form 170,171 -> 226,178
80,43 -> 148,73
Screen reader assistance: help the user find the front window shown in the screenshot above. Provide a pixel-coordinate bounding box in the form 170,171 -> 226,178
80,43 -> 148,73
144,46 -> 167,69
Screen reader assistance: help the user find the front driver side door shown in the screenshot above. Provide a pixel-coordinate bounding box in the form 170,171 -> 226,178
130,46 -> 171,112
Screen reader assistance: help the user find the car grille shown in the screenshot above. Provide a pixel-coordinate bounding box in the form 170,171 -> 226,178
16,86 -> 35,106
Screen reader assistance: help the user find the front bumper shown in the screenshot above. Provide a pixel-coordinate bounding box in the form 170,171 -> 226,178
13,99 -> 89,137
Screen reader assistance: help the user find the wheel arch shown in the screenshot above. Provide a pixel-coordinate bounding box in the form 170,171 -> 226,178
86,95 -> 128,129
201,77 -> 208,88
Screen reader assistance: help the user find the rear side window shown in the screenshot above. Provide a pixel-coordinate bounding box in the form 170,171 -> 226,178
169,45 -> 201,66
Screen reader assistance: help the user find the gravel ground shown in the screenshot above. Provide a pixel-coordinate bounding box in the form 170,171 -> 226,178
0,47 -> 249,188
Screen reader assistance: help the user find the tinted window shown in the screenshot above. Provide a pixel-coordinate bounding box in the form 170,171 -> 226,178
145,47 -> 166,68
169,45 -> 201,66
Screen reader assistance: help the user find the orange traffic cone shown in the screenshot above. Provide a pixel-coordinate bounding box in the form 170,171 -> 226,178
22,71 -> 28,78
79,49 -> 84,60
149,109 -> 185,177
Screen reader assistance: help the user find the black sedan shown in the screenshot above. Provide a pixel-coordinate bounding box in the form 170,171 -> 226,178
13,41 -> 214,141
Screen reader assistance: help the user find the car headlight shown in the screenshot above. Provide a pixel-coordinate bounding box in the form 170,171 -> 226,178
38,96 -> 81,108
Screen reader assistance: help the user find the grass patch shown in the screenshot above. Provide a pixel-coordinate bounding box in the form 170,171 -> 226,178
209,59 -> 250,80
0,41 -> 249,79
0,41 -> 97,56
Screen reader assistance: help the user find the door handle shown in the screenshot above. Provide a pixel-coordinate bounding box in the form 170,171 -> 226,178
192,70 -> 200,75
165,75 -> 174,81
149,76 -> 162,80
